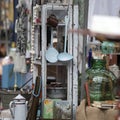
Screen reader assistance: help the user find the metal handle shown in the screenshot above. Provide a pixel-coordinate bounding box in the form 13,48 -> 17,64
9,101 -> 15,118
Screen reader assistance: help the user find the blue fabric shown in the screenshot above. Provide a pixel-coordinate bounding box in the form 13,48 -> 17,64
2,64 -> 25,89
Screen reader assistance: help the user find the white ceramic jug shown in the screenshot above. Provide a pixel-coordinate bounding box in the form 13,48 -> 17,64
9,94 -> 27,120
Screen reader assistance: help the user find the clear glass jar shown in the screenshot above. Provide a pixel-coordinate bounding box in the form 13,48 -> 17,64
86,59 -> 116,102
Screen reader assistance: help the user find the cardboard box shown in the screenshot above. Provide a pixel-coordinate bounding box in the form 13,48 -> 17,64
43,99 -> 60,119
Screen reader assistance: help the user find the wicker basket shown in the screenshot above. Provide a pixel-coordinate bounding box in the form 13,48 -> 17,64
0,90 -> 31,109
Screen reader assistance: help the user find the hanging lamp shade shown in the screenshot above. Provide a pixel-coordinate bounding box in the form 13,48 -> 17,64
90,15 -> 120,39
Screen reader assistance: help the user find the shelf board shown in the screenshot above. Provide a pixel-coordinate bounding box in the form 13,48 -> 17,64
33,60 -> 67,66
47,62 -> 67,66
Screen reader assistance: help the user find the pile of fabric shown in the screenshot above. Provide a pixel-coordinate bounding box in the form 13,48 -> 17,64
76,99 -> 118,120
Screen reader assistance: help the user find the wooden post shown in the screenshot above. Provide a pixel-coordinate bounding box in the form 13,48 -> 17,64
26,76 -> 41,120
80,0 -> 89,101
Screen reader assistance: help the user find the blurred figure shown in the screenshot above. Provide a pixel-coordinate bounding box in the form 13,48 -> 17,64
0,44 -> 6,86
0,44 -> 6,58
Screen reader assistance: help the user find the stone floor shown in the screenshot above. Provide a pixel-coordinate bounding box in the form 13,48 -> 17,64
0,97 -> 12,120
0,109 -> 12,120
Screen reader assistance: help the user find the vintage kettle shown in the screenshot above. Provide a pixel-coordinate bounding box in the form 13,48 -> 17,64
9,94 -> 28,120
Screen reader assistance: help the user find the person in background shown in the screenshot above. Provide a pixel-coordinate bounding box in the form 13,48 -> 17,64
0,44 -> 6,58
0,43 -> 6,88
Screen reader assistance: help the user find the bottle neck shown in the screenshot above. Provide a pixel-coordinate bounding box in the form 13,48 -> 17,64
92,59 -> 106,69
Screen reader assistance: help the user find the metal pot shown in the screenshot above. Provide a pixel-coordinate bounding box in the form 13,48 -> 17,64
47,87 -> 67,99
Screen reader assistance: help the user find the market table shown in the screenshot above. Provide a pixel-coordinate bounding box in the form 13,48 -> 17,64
76,99 -> 118,120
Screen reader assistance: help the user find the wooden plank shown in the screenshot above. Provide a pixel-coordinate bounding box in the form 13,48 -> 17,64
80,0 -> 89,101
67,5 -> 73,102
33,65 -> 38,83
41,5 -> 47,113
67,6 -> 73,119
34,26 -> 39,58
72,5 -> 79,120
27,76 -> 41,120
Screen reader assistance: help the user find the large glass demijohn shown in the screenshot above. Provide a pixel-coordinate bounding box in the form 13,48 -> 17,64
86,59 -> 116,102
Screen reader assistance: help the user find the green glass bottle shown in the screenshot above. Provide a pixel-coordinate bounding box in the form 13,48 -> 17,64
86,59 -> 116,102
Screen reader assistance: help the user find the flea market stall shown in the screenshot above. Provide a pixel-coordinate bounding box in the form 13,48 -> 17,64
0,0 -> 120,120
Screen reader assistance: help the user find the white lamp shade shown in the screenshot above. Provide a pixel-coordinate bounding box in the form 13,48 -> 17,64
90,15 -> 120,36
